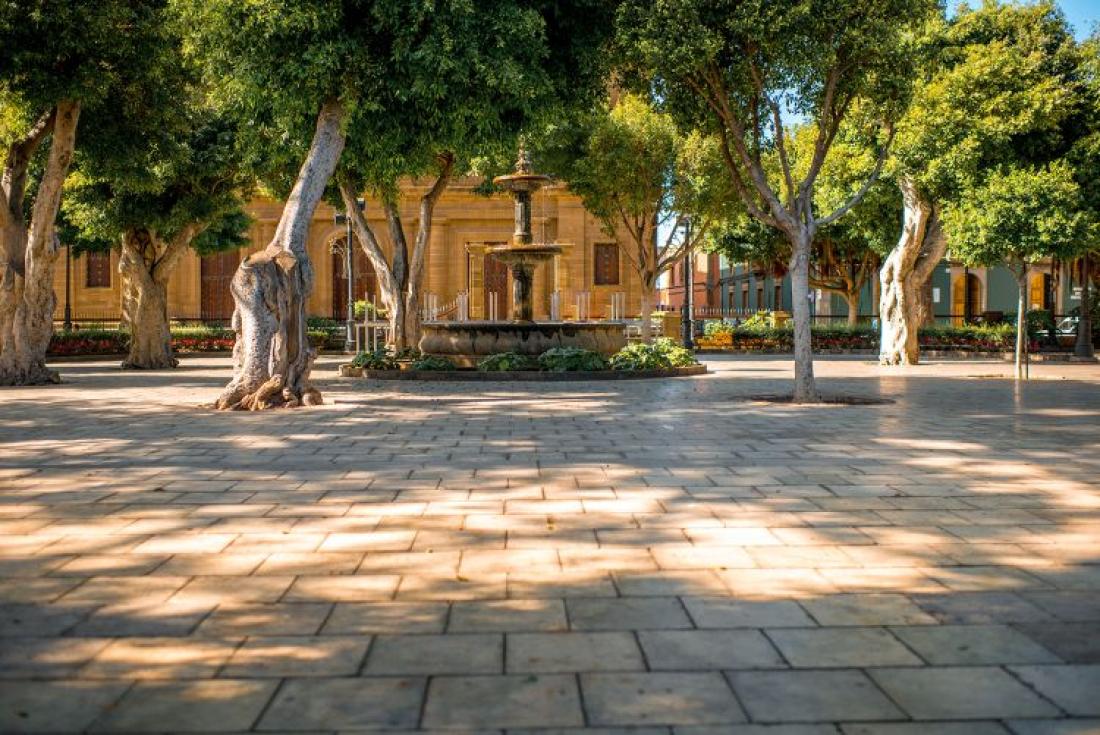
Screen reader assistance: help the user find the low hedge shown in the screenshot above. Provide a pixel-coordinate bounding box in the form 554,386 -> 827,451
696,323 -> 1017,352
48,325 -> 344,356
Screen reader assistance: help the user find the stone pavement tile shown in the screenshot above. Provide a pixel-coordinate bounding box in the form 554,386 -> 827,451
221,635 -> 369,677
0,577 -> 81,603
80,636 -> 241,679
258,676 -> 425,730
0,637 -> 112,678
397,573 -> 507,601
53,553 -> 169,576
729,670 -> 904,723
650,545 -> 756,570
567,597 -> 693,631
559,548 -> 659,572
1010,665 -> 1100,716
801,594 -> 937,626
718,569 -> 840,599
920,566 -> 1048,592
322,601 -> 448,634
513,728 -> 668,735
1005,719 -> 1100,734
1013,622 -> 1100,663
836,544 -> 950,567
132,534 -> 237,554
60,576 -> 191,605
422,674 -> 582,729
449,599 -> 567,632
818,567 -> 946,595
507,632 -> 644,673
357,550 -> 462,574
69,598 -> 215,637
365,633 -> 502,674
0,602 -> 93,636
771,526 -> 876,546
317,530 -> 416,552
0,680 -> 129,733
839,723 -> 1010,734
674,726 -> 837,735
89,679 -> 278,732
156,552 -> 269,576
1029,565 -> 1100,591
682,598 -> 815,628
508,571 -> 618,598
614,571 -> 728,597
638,630 -> 785,670
226,533 -> 325,553
890,624 -> 1062,664
684,528 -> 782,546
255,552 -> 363,576
766,627 -> 923,667
460,549 -> 560,575
1022,591 -> 1100,622
172,576 -> 295,604
911,592 -> 1056,624
284,575 -> 400,602
582,672 -> 746,727
196,602 -> 332,636
868,666 -> 1060,719
746,546 -> 855,568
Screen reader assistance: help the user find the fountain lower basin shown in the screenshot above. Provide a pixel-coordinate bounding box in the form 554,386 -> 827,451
419,321 -> 627,368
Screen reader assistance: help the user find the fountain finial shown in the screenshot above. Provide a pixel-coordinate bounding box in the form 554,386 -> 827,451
514,139 -> 534,175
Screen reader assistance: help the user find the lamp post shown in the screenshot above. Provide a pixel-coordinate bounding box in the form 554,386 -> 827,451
334,198 -> 365,353
680,216 -> 694,349
63,241 -> 72,332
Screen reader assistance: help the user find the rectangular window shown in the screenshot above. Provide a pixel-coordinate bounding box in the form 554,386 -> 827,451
85,251 -> 111,288
741,286 -> 749,311
774,284 -> 782,309
756,285 -> 764,309
594,243 -> 620,286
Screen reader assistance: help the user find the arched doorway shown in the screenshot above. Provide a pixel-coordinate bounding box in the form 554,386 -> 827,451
200,249 -> 242,322
332,238 -> 378,319
952,272 -> 983,324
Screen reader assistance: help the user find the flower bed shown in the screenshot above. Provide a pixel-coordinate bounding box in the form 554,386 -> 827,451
47,325 -> 345,356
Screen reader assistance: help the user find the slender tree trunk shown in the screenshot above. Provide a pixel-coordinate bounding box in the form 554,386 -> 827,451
845,292 -> 860,326
1014,264 -> 1029,380
217,100 -> 345,409
0,101 -> 80,386
879,178 -> 947,365
639,278 -> 656,343
1075,255 -> 1094,359
788,230 -> 818,402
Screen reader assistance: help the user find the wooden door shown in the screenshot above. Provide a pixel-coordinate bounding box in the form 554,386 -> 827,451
483,249 -> 509,320
200,250 -> 242,322
332,241 -> 378,319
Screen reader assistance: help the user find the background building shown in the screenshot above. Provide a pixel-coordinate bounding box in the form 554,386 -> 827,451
52,178 -> 643,325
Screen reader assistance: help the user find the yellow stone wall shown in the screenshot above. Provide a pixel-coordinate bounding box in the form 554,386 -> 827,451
52,177 -> 642,323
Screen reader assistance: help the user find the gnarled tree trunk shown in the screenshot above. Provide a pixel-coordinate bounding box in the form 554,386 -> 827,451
879,178 -> 947,366
118,225 -> 201,369
216,100 -> 346,410
0,102 -> 80,386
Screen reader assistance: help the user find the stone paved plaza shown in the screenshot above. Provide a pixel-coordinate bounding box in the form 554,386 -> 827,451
2,355 -> 1100,734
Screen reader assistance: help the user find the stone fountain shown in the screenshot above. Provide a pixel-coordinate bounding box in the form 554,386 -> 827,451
419,147 -> 626,367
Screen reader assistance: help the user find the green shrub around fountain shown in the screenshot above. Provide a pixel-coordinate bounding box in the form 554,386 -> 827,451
609,338 -> 698,371
477,352 -> 537,371
539,347 -> 608,372
412,355 -> 456,371
351,348 -> 399,370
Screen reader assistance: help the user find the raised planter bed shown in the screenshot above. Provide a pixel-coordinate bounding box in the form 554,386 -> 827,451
339,364 -> 707,380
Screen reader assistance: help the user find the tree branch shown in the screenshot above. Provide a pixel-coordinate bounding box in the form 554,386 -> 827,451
814,126 -> 895,229
337,171 -> 399,309
1,107 -> 56,227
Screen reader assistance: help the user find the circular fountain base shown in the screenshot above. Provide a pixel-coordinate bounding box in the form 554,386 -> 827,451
420,321 -> 627,368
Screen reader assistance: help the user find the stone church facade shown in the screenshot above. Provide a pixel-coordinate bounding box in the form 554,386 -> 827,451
53,177 -> 644,325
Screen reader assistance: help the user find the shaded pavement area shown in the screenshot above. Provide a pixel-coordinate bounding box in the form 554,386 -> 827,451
1,354 -> 1099,734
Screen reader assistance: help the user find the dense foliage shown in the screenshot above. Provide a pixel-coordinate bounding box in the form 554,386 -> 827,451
477,352 -> 537,372
609,338 -> 698,371
538,347 -> 609,372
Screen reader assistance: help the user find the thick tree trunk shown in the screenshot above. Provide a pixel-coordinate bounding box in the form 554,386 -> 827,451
788,231 -> 818,402
0,101 -> 80,386
216,100 -> 345,410
119,230 -> 177,370
1014,264 -> 1029,380
879,178 -> 947,366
